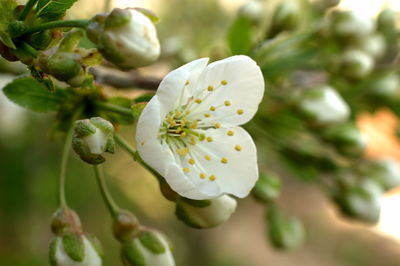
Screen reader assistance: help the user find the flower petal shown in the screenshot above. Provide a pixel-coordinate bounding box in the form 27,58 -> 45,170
156,58 -> 209,117
186,55 -> 264,127
187,126 -> 258,198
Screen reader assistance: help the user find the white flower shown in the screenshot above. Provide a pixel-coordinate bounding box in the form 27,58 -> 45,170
175,195 -> 237,228
299,86 -> 349,125
136,56 -> 265,200
52,236 -> 102,266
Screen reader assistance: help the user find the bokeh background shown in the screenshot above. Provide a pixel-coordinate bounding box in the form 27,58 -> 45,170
1,0 -> 400,265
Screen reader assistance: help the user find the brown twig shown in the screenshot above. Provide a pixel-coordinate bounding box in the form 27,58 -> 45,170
90,67 -> 161,90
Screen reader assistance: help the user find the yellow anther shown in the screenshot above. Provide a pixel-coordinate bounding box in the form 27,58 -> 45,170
199,134 -> 205,141
185,110 -> 191,115
200,173 -> 206,179
204,113 -> 211,118
221,157 -> 228,164
237,109 -> 244,115
185,80 -> 190,85
176,127 -> 182,133
209,106 -> 216,111
224,100 -> 231,106
190,120 -> 198,129
204,155 -> 211,161
170,121 -> 176,127
175,110 -> 181,116
227,130 -> 234,136
207,85 -> 214,91
183,167 -> 190,173
195,98 -> 202,104
180,132 -> 187,138
190,137 -> 197,145
209,175 -> 216,181
221,80 -> 228,85
214,122 -> 221,129
183,147 -> 189,154
206,136 -> 213,142
235,145 -> 242,151
188,158 -> 195,165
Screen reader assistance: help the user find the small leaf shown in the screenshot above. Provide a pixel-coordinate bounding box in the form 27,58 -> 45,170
3,77 -> 65,112
36,0 -> 78,21
227,16 -> 253,55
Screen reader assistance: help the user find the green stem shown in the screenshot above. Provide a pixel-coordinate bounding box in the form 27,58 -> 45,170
95,102 -> 133,117
104,0 -> 113,12
18,0 -> 38,21
114,134 -> 163,181
58,120 -> 75,207
20,42 -> 39,57
93,165 -> 121,218
25,20 -> 90,35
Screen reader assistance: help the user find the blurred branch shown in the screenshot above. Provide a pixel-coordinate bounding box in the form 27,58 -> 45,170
90,68 -> 161,91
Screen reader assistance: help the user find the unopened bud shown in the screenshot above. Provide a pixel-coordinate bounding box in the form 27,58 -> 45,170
331,11 -> 375,42
238,0 -> 264,24
121,228 -> 175,266
367,73 -> 400,99
49,233 -> 102,266
268,1 -> 300,38
367,158 -> 400,191
72,117 -> 115,164
298,86 -> 350,125
252,173 -> 281,203
27,30 -> 53,50
377,9 -> 396,35
340,49 -> 374,80
267,207 -> 305,250
88,8 -> 160,69
359,34 -> 386,59
335,179 -> 383,223
175,195 -> 237,229
322,123 -> 367,157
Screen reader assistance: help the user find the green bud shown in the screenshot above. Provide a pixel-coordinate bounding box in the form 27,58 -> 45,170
113,210 -> 140,242
298,85 -> 350,125
175,195 -> 237,229
358,33 -> 386,59
321,123 -> 367,157
335,179 -> 383,223
330,11 -> 375,43
268,1 -> 300,38
238,0 -> 264,25
121,228 -> 175,266
46,52 -> 82,81
7,21 -> 28,38
377,9 -> 396,35
340,49 -> 374,80
88,8 -> 160,69
72,117 -> 115,164
27,30 -> 53,50
267,207 -> 305,250
252,173 -> 281,203
366,159 -> 400,191
367,73 -> 400,99
49,234 -> 102,266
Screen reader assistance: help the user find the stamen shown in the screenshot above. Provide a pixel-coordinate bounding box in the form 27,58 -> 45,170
214,122 -> 221,128
206,136 -> 213,142
209,175 -> 216,181
195,98 -> 202,104
204,113 -> 211,118
200,173 -> 206,179
207,85 -> 214,91
237,109 -> 244,115
185,80 -> 190,85
224,100 -> 231,106
188,158 -> 195,165
221,80 -> 228,85
227,130 -> 234,136
183,167 -> 190,173
235,145 -> 242,151
204,155 -> 211,161
221,157 -> 228,164
209,106 -> 216,111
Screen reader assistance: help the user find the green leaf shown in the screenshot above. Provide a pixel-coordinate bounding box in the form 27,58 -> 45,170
0,0 -> 17,31
3,77 -> 65,112
0,31 -> 16,49
227,16 -> 253,55
36,0 -> 78,20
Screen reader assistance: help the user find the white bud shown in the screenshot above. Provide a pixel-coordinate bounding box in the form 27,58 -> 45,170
121,229 -> 175,266
50,235 -> 102,266
299,86 -> 350,125
359,34 -> 386,59
175,195 -> 237,229
340,49 -> 374,79
368,73 -> 400,99
332,11 -> 375,41
371,158 -> 400,190
239,0 -> 264,24
72,117 -> 115,164
88,8 -> 160,69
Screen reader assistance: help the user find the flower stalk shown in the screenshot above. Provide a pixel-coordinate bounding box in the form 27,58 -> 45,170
18,0 -> 39,21
95,101 -> 132,117
93,165 -> 121,218
24,20 -> 90,35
